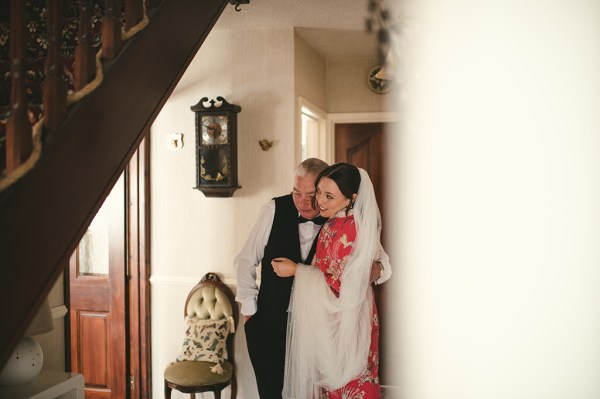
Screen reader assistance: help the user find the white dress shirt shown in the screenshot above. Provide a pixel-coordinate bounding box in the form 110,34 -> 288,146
234,199 -> 392,316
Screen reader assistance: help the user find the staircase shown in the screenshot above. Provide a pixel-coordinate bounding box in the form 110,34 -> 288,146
0,0 -> 228,369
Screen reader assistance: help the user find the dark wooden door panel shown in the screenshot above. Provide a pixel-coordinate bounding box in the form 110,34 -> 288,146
70,283 -> 110,309
78,312 -> 109,386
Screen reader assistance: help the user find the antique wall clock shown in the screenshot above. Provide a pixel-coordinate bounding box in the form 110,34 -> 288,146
367,64 -> 393,94
191,97 -> 241,197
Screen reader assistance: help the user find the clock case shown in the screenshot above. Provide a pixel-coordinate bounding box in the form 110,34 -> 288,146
191,96 -> 242,197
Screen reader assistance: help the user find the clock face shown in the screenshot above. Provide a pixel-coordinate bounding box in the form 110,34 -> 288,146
367,65 -> 392,94
201,115 -> 228,145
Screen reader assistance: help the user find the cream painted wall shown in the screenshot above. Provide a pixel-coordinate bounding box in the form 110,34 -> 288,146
327,57 -> 393,113
150,27 -> 297,399
37,274 -> 66,372
293,32 -> 327,163
293,32 -> 327,111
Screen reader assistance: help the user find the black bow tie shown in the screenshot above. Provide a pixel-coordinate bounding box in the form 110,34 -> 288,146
298,215 -> 327,225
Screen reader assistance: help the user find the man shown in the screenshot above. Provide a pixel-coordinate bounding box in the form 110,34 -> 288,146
235,158 -> 392,398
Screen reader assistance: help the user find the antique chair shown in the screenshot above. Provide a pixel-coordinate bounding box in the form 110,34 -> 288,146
164,272 -> 238,399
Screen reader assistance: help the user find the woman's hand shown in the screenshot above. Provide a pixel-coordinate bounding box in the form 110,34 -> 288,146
272,257 -> 298,277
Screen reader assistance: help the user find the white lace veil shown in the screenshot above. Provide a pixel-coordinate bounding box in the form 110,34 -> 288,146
283,168 -> 382,398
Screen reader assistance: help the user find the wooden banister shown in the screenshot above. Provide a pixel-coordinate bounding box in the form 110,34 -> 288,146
43,0 -> 67,135
125,0 -> 144,31
102,0 -> 122,60
74,0 -> 96,91
5,0 -> 32,174
0,0 -> 229,370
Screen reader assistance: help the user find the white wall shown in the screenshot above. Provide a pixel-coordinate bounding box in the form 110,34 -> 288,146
294,32 -> 327,111
37,275 -> 67,372
327,56 -> 393,113
150,27 -> 297,399
391,0 -> 600,398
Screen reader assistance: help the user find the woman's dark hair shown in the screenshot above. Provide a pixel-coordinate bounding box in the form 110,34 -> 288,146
312,163 -> 361,212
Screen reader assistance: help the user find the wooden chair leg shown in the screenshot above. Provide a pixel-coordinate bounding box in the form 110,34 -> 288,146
164,383 -> 171,399
190,393 -> 196,399
213,389 -> 221,399
231,376 -> 237,399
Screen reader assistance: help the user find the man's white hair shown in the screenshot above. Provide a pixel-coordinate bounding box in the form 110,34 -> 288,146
294,158 -> 328,178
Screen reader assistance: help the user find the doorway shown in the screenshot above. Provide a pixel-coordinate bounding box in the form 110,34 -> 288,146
299,97 -> 328,162
67,138 -> 151,399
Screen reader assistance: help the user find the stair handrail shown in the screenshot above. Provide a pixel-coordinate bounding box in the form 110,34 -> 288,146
0,0 -> 151,193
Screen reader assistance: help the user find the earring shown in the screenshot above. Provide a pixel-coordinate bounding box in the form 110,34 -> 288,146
345,200 -> 353,214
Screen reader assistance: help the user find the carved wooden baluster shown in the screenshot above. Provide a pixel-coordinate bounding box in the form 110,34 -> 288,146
74,0 -> 96,91
43,0 -> 67,134
5,0 -> 33,174
125,0 -> 143,31
102,0 -> 122,59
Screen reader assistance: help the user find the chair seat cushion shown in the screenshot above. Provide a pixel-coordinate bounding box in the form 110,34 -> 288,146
164,360 -> 233,387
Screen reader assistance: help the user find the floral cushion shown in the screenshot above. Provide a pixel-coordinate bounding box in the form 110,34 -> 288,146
176,317 -> 229,364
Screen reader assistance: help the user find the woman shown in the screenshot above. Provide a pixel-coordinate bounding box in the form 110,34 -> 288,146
273,163 -> 382,398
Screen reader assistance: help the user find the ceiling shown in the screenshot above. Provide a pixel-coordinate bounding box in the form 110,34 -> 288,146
214,0 -> 380,60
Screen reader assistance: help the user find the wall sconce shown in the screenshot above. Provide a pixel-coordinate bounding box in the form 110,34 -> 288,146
167,133 -> 184,151
258,139 -> 273,151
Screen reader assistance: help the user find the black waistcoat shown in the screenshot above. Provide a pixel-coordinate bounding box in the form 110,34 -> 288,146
256,194 -> 317,326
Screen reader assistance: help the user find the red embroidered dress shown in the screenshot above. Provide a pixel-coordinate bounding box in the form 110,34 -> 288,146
314,210 -> 381,399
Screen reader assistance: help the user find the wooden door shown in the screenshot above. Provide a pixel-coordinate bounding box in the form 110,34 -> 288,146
335,122 -> 393,385
335,123 -> 387,222
69,173 -> 127,399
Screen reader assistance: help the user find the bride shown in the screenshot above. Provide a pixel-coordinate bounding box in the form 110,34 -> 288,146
273,162 -> 383,398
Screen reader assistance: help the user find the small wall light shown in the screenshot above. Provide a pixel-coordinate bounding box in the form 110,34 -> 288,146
258,139 -> 273,151
167,133 -> 184,151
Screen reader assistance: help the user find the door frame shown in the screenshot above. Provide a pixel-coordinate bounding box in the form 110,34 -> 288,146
298,96 -> 328,163
65,136 -> 151,399
325,111 -> 397,163
126,136 -> 152,399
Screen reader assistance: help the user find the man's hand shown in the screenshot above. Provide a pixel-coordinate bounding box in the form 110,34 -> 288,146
244,315 -> 251,323
370,261 -> 382,284
272,257 -> 298,277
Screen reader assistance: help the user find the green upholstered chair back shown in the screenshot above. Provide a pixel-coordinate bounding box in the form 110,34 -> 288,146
186,279 -> 233,321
